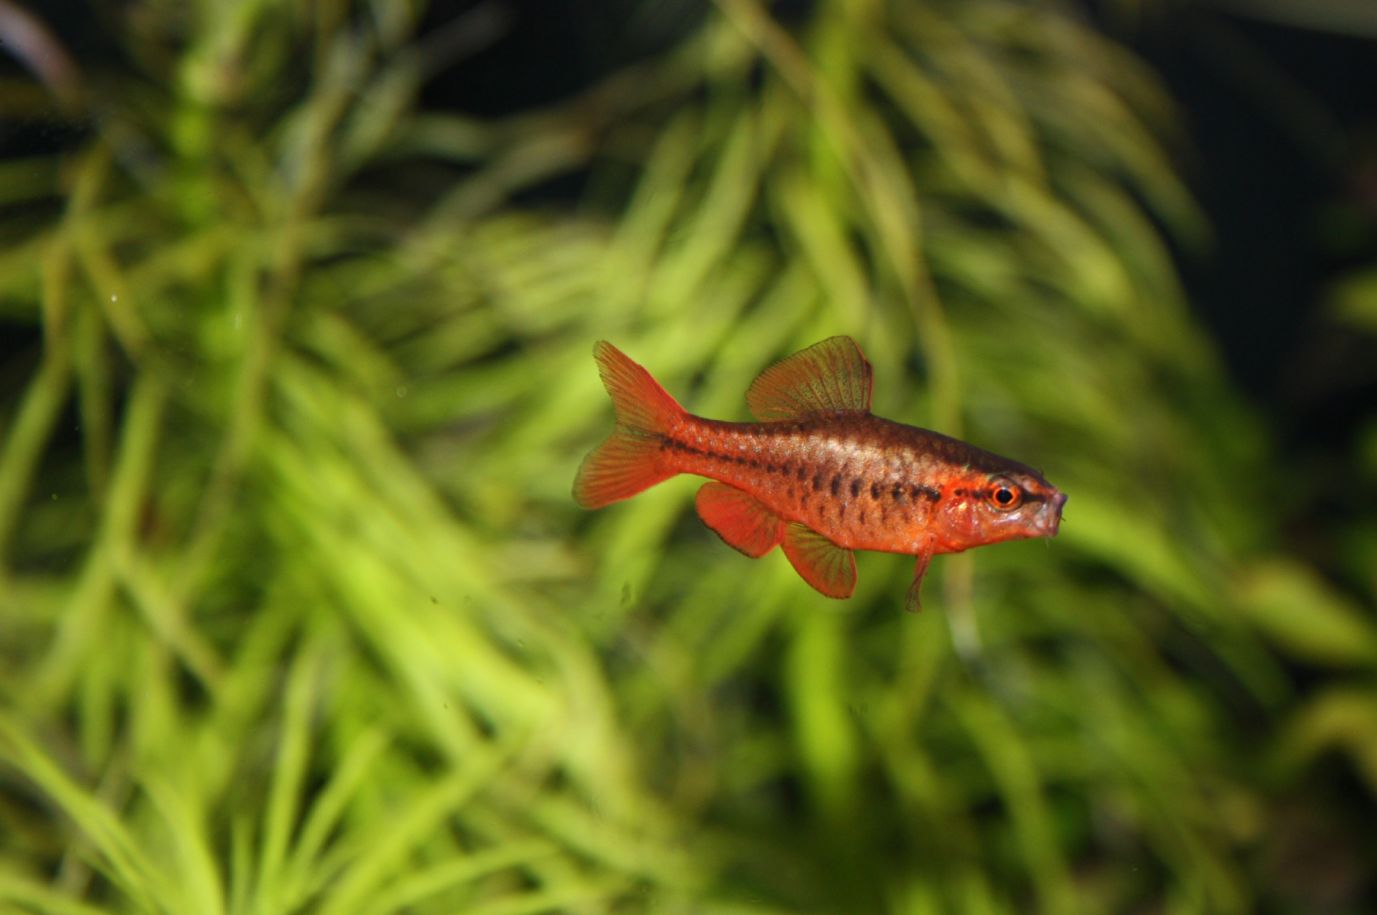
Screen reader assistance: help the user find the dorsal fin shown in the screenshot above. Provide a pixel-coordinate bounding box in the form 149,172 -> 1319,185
745,336 -> 872,421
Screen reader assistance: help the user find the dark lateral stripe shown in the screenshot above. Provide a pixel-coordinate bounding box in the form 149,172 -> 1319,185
659,434 -> 950,509
660,437 -> 707,457
659,436 -> 766,470
912,484 -> 941,502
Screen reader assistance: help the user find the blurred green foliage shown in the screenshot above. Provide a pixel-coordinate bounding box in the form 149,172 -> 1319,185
1,1 -> 1375,913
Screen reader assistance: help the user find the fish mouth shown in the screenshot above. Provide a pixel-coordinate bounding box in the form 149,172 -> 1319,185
1038,490 -> 1067,537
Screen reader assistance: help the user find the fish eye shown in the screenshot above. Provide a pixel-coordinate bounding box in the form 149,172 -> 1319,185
987,480 -> 1022,511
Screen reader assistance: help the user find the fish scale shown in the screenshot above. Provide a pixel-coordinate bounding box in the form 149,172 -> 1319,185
659,415 -> 953,555
574,336 -> 1066,612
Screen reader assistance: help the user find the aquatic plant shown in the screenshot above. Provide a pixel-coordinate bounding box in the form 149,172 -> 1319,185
1,1 -> 1373,912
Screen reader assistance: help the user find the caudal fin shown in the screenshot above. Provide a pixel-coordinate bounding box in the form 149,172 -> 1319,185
573,341 -> 685,509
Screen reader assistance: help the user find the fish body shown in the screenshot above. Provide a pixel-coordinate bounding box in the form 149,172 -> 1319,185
574,337 -> 1065,611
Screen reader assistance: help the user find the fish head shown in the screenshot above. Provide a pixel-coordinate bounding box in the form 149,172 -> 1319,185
932,465 -> 1066,554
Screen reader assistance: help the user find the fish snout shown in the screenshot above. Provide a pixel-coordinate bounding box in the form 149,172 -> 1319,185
1038,490 -> 1067,537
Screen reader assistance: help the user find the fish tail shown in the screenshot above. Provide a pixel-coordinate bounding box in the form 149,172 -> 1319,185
573,341 -> 685,509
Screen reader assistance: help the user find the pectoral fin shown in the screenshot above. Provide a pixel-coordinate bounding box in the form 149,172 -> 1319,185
695,483 -> 784,558
782,523 -> 856,599
904,553 -> 932,614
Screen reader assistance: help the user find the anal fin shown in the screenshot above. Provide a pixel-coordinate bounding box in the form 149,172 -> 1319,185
695,483 -> 784,558
782,524 -> 856,599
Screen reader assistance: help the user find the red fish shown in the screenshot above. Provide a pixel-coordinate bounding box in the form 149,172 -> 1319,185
574,337 -> 1065,611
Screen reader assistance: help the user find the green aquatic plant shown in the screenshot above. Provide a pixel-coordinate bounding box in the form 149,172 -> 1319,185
1,1 -> 1374,913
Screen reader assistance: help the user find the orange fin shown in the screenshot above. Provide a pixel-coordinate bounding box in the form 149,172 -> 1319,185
782,523 -> 857,599
695,483 -> 784,558
745,336 -> 873,421
573,341 -> 685,509
904,553 -> 932,613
